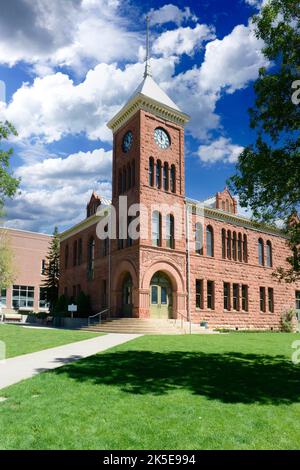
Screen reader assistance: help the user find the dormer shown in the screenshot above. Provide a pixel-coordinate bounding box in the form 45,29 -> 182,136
216,188 -> 238,215
86,192 -> 101,218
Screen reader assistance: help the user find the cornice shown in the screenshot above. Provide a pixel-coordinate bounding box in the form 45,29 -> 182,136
59,214 -> 101,242
107,94 -> 190,133
186,199 -> 286,238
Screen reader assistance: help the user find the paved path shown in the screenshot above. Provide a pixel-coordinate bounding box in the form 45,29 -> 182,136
0,333 -> 141,390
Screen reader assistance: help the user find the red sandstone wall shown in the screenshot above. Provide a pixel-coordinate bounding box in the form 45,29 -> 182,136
189,214 -> 300,330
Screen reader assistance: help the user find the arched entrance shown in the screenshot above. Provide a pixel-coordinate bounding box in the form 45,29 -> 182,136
150,272 -> 173,319
122,273 -> 133,317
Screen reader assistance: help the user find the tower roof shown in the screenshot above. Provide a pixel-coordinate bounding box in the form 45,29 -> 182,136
107,16 -> 189,132
129,74 -> 181,112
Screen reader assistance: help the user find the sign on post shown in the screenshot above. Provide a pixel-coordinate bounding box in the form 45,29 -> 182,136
68,304 -> 77,319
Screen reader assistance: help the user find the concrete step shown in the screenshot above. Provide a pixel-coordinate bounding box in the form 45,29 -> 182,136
82,317 -> 182,335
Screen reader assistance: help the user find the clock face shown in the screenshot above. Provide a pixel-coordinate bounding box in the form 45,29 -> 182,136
122,131 -> 133,153
154,127 -> 170,149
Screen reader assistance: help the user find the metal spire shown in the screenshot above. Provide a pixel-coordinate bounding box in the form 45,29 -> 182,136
144,15 -> 152,78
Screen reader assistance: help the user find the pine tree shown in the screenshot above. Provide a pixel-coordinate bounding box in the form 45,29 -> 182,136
43,227 -> 60,312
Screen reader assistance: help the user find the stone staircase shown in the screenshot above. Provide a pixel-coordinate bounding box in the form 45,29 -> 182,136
81,317 -> 218,335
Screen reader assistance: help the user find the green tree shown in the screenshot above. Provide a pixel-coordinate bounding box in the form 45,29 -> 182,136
0,120 -> 19,291
0,121 -> 20,211
0,229 -> 15,290
228,0 -> 300,281
43,227 -> 60,312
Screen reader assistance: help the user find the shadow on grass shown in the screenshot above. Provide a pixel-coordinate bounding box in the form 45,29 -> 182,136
53,350 -> 300,404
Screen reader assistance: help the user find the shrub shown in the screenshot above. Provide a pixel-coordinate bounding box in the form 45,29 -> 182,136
53,294 -> 69,316
280,309 -> 297,333
76,291 -> 91,317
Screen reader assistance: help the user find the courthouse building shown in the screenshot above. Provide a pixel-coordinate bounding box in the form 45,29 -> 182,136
0,228 -> 51,314
59,58 -> 300,330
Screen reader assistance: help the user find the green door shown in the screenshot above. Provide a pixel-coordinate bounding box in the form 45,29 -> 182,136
150,273 -> 172,319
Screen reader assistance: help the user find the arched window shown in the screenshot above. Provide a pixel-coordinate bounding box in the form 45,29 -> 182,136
243,235 -> 248,263
266,241 -> 272,267
152,211 -> 161,246
232,232 -> 237,261
238,233 -> 242,262
170,165 -> 176,193
127,163 -> 131,190
258,238 -> 264,266
163,162 -> 169,191
222,201 -> 225,211
227,230 -> 232,259
131,160 -> 135,187
156,160 -> 162,188
226,200 -> 229,212
122,167 -> 127,193
149,157 -> 154,186
65,244 -> 69,269
195,223 -> 203,255
166,214 -> 175,249
87,237 -> 95,280
222,229 -> 226,258
206,225 -> 214,257
118,170 -> 122,194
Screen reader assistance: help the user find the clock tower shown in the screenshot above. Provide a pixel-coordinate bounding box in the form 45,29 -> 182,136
107,23 -> 190,319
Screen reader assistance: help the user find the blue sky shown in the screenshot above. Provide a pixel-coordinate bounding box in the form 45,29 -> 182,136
0,0 -> 266,234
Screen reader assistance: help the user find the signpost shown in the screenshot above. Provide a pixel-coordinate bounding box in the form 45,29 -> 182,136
68,304 -> 77,319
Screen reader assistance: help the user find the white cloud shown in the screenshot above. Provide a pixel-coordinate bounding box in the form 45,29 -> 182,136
0,58 -> 177,144
153,24 -> 215,58
0,0 -> 141,73
197,137 -> 244,164
0,21 -> 267,146
4,147 -> 112,233
245,0 -> 269,8
149,4 -> 197,26
198,24 -> 269,94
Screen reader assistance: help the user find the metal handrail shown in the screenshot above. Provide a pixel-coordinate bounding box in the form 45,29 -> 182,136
88,308 -> 109,327
176,311 -> 189,330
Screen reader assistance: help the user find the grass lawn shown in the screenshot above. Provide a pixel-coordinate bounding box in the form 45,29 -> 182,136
0,324 -> 102,358
1,333 -> 300,450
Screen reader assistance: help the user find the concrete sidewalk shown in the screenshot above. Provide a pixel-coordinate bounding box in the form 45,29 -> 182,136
0,333 -> 141,390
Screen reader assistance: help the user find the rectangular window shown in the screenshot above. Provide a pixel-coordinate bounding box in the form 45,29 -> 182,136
127,216 -> 133,247
39,287 -> 49,309
224,282 -> 231,310
73,240 -> 78,266
0,288 -> 7,306
196,280 -> 203,309
12,285 -> 34,309
260,287 -> 266,312
242,285 -> 249,312
268,288 -> 274,313
78,239 -> 83,265
233,283 -> 240,311
41,259 -> 46,275
103,237 -> 109,256
151,286 -> 158,304
207,281 -> 215,310
102,280 -> 107,307
296,291 -> 300,311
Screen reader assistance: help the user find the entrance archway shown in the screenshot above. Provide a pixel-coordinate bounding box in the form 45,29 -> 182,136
122,273 -> 133,317
150,272 -> 173,319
